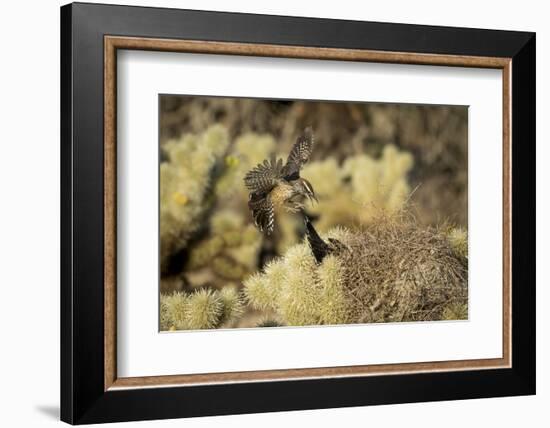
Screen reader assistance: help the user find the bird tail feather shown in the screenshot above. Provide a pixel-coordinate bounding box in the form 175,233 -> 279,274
302,213 -> 332,263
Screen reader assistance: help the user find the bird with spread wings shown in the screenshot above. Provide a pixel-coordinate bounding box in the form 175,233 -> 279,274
244,126 -> 317,235
244,127 -> 340,263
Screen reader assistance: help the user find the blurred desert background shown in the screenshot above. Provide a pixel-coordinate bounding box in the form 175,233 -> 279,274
159,96 -> 468,331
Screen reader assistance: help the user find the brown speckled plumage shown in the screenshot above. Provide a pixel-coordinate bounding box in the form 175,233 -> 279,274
244,127 -> 316,234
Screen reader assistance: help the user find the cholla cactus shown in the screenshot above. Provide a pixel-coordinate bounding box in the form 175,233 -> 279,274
344,145 -> 413,216
160,127 -> 274,274
442,302 -> 468,320
244,219 -> 468,326
301,145 -> 413,232
213,133 -> 277,202
160,125 -> 230,270
446,227 -> 468,260
234,133 -> 277,168
244,228 -> 354,326
160,286 -> 244,331
185,210 -> 262,288
180,132 -> 276,287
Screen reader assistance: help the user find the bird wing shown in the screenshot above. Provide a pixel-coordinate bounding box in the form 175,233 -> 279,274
248,192 -> 275,234
244,154 -> 284,195
282,126 -> 315,181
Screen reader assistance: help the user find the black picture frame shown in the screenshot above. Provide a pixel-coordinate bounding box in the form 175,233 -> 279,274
61,2 -> 535,424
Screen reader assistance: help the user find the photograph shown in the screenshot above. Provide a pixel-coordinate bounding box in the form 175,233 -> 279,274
159,95 -> 469,331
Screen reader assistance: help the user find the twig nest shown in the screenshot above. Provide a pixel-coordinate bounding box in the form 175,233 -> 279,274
338,219 -> 467,323
244,217 -> 467,326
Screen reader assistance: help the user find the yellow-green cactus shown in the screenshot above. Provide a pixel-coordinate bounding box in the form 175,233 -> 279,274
160,287 -> 244,331
160,125 -> 230,270
212,256 -> 247,280
301,157 -> 344,197
211,210 -> 244,234
277,244 -> 322,325
441,302 -> 468,320
185,289 -> 223,330
160,127 -> 272,274
186,236 -> 225,270
446,227 -> 468,260
303,145 -> 413,230
244,230 -> 354,326
214,132 -> 277,203
218,286 -> 245,326
234,133 -> 277,167
160,292 -> 189,330
178,132 -> 275,287
184,210 -> 262,288
226,227 -> 262,270
243,258 -> 287,311
317,254 -> 350,325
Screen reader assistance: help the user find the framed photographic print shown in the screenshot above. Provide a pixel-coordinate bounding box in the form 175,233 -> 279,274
60,2 -> 535,424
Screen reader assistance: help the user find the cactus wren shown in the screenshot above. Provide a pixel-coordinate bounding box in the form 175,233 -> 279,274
244,127 -> 317,235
